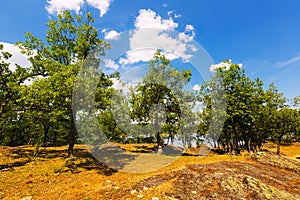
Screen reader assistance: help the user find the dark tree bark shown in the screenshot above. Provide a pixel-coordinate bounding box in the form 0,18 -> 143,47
43,122 -> 49,145
68,111 -> 76,157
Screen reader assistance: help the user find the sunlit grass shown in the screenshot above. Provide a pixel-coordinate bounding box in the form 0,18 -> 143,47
260,141 -> 300,159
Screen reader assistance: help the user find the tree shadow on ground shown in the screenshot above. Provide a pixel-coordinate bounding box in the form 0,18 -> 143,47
0,147 -> 34,171
130,145 -> 157,153
210,148 -> 228,155
0,145 -> 128,175
57,153 -> 118,176
0,160 -> 31,171
91,145 -> 139,171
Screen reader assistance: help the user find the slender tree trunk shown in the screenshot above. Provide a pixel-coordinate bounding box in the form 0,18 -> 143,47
154,105 -> 162,152
232,123 -> 240,155
68,112 -> 76,157
155,119 -> 161,152
245,139 -> 250,153
242,131 -> 250,153
229,141 -> 233,153
43,123 -> 49,145
9,132 -> 15,146
156,132 -> 161,149
226,141 -> 230,152
54,130 -> 57,146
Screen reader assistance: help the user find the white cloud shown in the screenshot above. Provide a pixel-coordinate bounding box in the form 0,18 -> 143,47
192,84 -> 201,91
119,48 -> 157,65
21,75 -> 47,86
46,0 -> 84,15
174,13 -> 182,18
276,54 -> 300,68
110,77 -> 123,90
209,60 -> 231,72
167,10 -> 182,19
46,0 -> 112,17
119,9 -> 196,65
0,42 -> 46,86
178,25 -> 195,43
104,58 -> 119,69
163,3 -> 168,8
0,42 -> 31,71
135,9 -> 178,30
102,29 -> 120,40
21,78 -> 33,86
86,0 -> 111,17
209,60 -> 242,72
118,57 -> 130,65
185,24 -> 194,32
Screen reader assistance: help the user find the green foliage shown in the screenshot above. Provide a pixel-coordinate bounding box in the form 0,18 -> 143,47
1,11 -> 113,156
98,111 -> 124,143
198,60 -> 299,154
0,44 -> 31,145
272,107 -> 299,154
130,50 -> 193,149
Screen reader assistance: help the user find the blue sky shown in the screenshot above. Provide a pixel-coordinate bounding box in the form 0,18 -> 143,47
1,0 -> 300,99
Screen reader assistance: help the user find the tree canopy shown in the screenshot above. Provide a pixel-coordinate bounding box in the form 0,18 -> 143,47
0,11 -> 299,157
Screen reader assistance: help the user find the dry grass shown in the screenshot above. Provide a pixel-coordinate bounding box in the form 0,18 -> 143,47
0,142 -> 299,199
261,141 -> 300,160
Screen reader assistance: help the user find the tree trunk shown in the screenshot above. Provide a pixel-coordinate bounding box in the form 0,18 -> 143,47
242,131 -> 250,153
156,132 -> 161,150
229,141 -> 233,153
245,139 -> 250,153
276,137 -> 282,155
232,123 -> 240,155
43,123 -> 49,145
154,106 -> 162,152
9,131 -> 15,146
54,130 -> 57,146
155,118 -> 161,151
68,113 -> 76,157
213,140 -> 217,148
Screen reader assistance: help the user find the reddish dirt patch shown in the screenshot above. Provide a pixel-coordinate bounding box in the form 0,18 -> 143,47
128,155 -> 300,200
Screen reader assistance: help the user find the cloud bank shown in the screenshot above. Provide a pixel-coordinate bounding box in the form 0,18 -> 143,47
46,0 -> 112,17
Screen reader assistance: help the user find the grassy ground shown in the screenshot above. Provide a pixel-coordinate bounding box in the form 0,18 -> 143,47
0,142 -> 299,199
